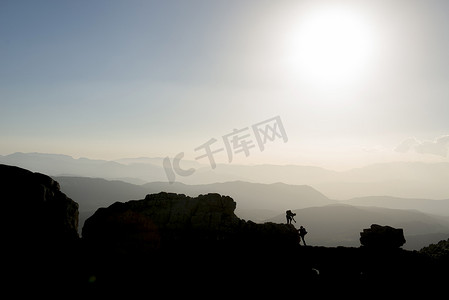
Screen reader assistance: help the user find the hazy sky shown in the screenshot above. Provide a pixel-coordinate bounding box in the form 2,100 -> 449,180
1,0 -> 449,170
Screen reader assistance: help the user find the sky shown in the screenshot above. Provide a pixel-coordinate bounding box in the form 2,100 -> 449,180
1,0 -> 449,170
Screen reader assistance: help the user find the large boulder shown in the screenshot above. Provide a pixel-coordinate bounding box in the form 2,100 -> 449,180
0,164 -> 79,244
360,224 -> 406,249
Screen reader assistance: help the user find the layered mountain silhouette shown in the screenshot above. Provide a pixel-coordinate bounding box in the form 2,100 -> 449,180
54,176 -> 449,250
342,196 -> 449,216
55,177 -> 334,230
2,152 -> 449,199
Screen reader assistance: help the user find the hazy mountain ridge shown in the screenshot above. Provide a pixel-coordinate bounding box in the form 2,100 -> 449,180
54,175 -> 449,250
2,152 -> 449,199
0,152 -> 165,183
142,180 -> 332,211
342,196 -> 449,216
55,177 -> 335,229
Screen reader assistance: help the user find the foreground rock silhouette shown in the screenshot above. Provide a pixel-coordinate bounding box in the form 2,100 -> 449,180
82,192 -> 300,252
1,164 -> 79,243
2,164 -> 448,296
81,192 -> 307,294
1,164 -> 80,294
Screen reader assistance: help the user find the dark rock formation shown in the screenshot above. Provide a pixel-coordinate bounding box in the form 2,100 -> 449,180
419,238 -> 449,286
360,224 -> 406,248
1,164 -> 80,293
1,164 -> 79,243
82,192 -> 299,253
420,238 -> 449,260
81,192 -> 304,294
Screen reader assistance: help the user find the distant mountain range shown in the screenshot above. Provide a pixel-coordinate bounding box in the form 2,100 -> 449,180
55,177 -> 334,226
53,175 -> 449,250
342,196 -> 449,216
2,152 -> 449,199
2,152 -> 448,250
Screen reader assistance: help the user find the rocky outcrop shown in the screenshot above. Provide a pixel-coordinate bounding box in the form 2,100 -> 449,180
1,164 -> 79,244
360,224 -> 406,248
420,238 -> 449,261
82,192 -> 299,253
81,192 -> 303,294
1,164 -> 80,292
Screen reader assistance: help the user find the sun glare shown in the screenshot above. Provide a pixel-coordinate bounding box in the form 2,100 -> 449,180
285,7 -> 377,87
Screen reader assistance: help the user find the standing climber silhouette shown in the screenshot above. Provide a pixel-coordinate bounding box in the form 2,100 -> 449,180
299,226 -> 307,246
286,210 -> 296,224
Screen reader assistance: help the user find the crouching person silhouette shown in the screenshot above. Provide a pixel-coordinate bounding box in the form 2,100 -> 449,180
299,226 -> 307,246
286,210 -> 296,224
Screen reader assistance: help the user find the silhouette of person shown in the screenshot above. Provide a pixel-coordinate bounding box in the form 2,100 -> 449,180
286,210 -> 296,224
299,226 -> 307,246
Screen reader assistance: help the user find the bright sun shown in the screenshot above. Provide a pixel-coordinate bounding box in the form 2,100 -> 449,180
285,7 -> 377,87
